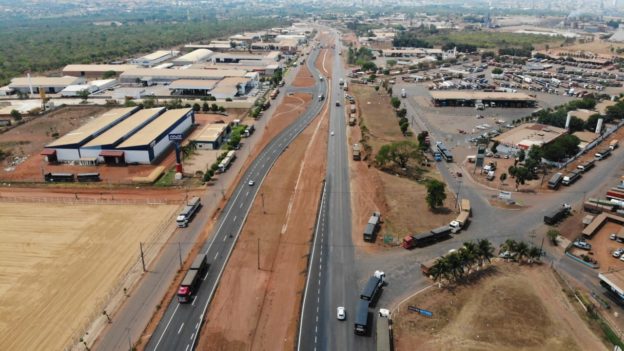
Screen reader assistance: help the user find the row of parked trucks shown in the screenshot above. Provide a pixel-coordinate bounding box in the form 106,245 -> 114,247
402,199 -> 471,249
582,177 -> 624,215
548,140 -> 618,190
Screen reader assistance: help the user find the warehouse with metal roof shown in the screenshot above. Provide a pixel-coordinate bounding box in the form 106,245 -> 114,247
119,68 -> 248,84
44,107 -> 139,162
9,76 -> 84,94
116,108 -> 195,164
62,64 -> 138,78
430,91 -> 537,108
172,49 -> 214,65
42,107 -> 194,165
192,123 -> 231,149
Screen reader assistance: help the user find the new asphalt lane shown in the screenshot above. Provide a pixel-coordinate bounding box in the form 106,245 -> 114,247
145,46 -> 327,351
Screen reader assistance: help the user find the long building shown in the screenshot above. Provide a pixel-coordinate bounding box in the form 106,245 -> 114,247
172,49 -> 214,66
132,50 -> 179,67
62,64 -> 138,78
42,107 -> 194,165
119,68 -> 250,84
430,91 -> 537,108
9,76 -> 84,94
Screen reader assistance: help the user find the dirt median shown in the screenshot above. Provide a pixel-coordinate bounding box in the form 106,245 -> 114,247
197,88 -> 328,350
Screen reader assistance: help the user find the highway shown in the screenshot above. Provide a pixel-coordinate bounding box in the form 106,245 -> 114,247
298,29 -> 374,351
145,45 -> 327,351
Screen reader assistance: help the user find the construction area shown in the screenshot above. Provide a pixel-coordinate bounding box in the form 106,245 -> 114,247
393,263 -> 606,351
0,201 -> 179,351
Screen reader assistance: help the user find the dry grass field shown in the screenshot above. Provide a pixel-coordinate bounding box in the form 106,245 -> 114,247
0,202 -> 178,351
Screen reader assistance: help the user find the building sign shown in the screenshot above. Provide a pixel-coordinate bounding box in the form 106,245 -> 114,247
499,191 -> 512,200
169,133 -> 183,141
408,305 -> 433,317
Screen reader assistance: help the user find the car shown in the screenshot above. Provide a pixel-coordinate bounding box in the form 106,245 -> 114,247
620,254 -> 624,262
248,180 -> 255,186
611,233 -> 617,240
330,131 -> 335,136
573,240 -> 591,250
337,306 -> 346,320
335,102 -> 341,107
499,251 -> 516,259
614,248 -> 624,258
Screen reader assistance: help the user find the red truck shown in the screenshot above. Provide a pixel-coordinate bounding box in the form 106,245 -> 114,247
177,253 -> 209,303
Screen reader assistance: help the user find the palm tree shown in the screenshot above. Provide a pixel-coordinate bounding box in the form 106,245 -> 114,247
527,246 -> 542,264
500,239 -> 518,253
515,241 -> 530,263
429,257 -> 450,283
460,242 -> 478,273
476,239 -> 495,266
445,252 -> 465,281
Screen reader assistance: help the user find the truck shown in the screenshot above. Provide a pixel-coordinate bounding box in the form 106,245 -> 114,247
360,270 -> 385,302
363,212 -> 381,242
584,201 -> 614,214
376,311 -> 391,351
353,143 -> 361,160
449,199 -> 471,233
400,88 -> 406,98
269,89 -> 279,100
576,159 -> 595,173
607,189 -> 624,201
339,78 -> 344,86
176,196 -> 202,228
402,226 -> 452,249
217,150 -> 236,173
348,116 -> 357,126
343,82 -> 348,91
543,203 -> 571,225
350,104 -> 356,113
354,299 -> 370,336
548,173 -> 563,189
562,169 -> 581,186
610,139 -> 619,150
177,253 -> 209,303
318,94 -> 324,101
420,257 -> 439,277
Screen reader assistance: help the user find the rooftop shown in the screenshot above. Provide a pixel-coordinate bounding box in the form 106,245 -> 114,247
117,108 -> 192,148
47,107 -> 138,147
120,68 -> 248,80
430,91 -> 536,102
9,76 -> 82,88
62,64 -> 138,73
569,109 -> 596,122
82,107 -> 165,148
168,80 -> 218,90
493,123 -> 567,148
173,49 -> 214,64
138,50 -> 177,61
193,123 -> 228,142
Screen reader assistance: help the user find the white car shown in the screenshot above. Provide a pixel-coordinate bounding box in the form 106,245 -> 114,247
613,248 -> 624,258
337,306 -> 346,320
248,180 -> 255,186
330,131 -> 335,136
611,233 -> 617,240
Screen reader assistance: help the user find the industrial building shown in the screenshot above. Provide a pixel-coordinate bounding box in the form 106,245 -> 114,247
430,91 -> 537,108
8,76 -> 84,94
493,123 -> 567,150
599,270 -> 624,301
192,123 -> 231,149
42,107 -> 194,165
119,68 -> 251,84
62,64 -> 138,78
132,50 -> 179,67
172,49 -> 214,66
211,51 -> 280,64
59,79 -> 117,97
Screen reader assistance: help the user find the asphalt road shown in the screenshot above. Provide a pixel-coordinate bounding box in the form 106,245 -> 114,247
298,29 -> 375,351
145,46 -> 327,351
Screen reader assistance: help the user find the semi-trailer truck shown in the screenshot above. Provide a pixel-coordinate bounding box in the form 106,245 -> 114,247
353,143 -> 361,160
177,253 -> 209,303
402,226 -> 452,249
376,311 -> 391,351
450,199 -> 471,233
360,271 -> 385,302
176,196 -> 202,228
354,299 -> 370,336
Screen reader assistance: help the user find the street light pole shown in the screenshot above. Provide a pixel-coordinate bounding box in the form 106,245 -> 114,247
455,180 -> 463,210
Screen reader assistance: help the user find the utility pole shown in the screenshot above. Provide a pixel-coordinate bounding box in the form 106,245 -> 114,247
140,243 -> 146,272
261,192 -> 265,214
257,238 -> 260,270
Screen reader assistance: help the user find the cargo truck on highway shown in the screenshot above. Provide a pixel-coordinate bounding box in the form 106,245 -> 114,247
543,203 -> 571,225
176,196 -> 202,228
354,299 -> 370,336
177,253 -> 209,303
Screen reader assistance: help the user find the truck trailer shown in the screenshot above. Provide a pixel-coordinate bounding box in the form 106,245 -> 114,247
354,299 -> 370,336
353,143 -> 361,160
176,196 -> 202,228
363,212 -> 381,242
543,204 -> 571,225
360,271 -> 385,302
376,312 -> 391,351
450,199 -> 471,233
177,253 -> 208,303
402,226 -> 451,249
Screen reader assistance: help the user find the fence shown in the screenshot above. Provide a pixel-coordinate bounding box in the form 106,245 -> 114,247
54,207 -> 180,351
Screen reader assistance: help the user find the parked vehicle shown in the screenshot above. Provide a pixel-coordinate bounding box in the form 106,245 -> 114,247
543,203 -> 571,225
613,248 -> 624,258
352,143 -> 361,160
610,139 -> 619,150
562,170 -> 581,186
354,299 -> 370,336
176,197 -> 202,228
573,240 -> 591,250
376,309 -> 391,351
548,173 -> 563,189
577,160 -> 595,173
450,199 -> 471,233
402,226 -> 452,249
595,148 -> 612,160
363,212 -> 382,242
360,271 -> 385,302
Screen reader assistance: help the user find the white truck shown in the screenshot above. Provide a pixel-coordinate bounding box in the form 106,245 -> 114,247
401,88 -> 406,98
176,197 -> 202,228
450,199 -> 471,233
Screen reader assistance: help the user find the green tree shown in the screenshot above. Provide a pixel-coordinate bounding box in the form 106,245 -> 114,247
426,179 -> 446,209
203,169 -> 214,182
492,67 -> 503,74
362,61 -> 377,72
585,114 -> 602,132
375,140 -> 420,169
218,106 -> 226,112
517,149 -> 526,162
192,103 -> 201,112
390,97 -> 401,109
476,239 -> 495,267
102,70 -> 117,79
10,109 -> 22,121
386,59 -> 397,68
143,97 -> 156,108
513,166 -> 530,190
499,172 -> 507,183
210,103 -> 219,112
547,229 -> 559,245
527,246 -> 542,264
77,89 -> 90,102
202,102 -> 210,112
490,140 -> 499,154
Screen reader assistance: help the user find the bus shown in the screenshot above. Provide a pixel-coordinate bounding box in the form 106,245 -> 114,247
44,172 -> 75,182
77,173 -> 101,182
436,142 -> 453,162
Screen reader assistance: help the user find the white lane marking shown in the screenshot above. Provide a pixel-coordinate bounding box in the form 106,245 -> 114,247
246,191 -> 250,196
185,344 -> 190,351
192,297 -> 197,306
152,302 -> 180,350
178,323 -> 184,334
222,235 -> 227,242
190,333 -> 195,340
196,322 -> 200,330
214,252 -> 220,260
240,203 -> 243,208
233,215 -> 237,222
